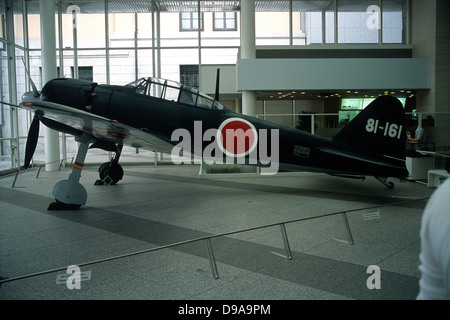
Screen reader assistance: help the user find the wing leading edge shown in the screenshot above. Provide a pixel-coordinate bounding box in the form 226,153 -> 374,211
20,100 -> 175,154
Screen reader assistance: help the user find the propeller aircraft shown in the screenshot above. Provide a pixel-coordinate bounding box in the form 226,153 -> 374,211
3,69 -> 409,210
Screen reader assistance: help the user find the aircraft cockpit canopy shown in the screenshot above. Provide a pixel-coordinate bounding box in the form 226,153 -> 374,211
126,77 -> 227,111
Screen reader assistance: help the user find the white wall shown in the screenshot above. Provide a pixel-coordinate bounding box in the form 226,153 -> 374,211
200,65 -> 237,95
237,58 -> 431,91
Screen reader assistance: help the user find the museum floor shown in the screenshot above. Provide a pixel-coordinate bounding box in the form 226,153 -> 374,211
0,162 -> 435,300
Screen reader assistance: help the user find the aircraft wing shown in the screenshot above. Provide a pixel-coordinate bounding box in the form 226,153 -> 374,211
18,100 -> 176,153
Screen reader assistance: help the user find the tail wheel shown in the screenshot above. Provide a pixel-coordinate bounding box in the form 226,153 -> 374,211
98,162 -> 124,185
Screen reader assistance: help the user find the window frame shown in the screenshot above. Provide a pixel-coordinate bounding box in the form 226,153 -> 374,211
180,64 -> 199,88
213,11 -> 237,31
179,12 -> 204,31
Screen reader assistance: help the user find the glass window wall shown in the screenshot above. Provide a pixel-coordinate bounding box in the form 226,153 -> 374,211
256,1 -> 290,45
13,0 -> 24,47
60,1 -> 106,49
337,0 -> 380,44
292,0 -> 335,45
382,0 -> 407,44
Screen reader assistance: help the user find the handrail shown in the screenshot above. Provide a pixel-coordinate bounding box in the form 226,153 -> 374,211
35,157 -> 75,178
256,111 -> 450,118
11,157 -> 74,188
0,196 -> 429,286
256,111 -> 450,135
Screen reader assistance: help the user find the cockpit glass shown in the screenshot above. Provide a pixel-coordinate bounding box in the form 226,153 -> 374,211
128,77 -> 228,111
213,100 -> 224,110
126,78 -> 146,88
196,93 -> 214,109
126,78 -> 147,95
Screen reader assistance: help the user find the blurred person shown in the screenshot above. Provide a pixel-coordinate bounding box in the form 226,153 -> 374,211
415,122 -> 427,150
407,119 -> 427,150
417,178 -> 450,299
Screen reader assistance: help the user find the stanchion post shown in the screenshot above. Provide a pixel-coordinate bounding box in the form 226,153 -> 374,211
11,169 -> 20,188
341,212 -> 354,245
205,238 -> 219,279
280,223 -> 293,260
36,165 -> 43,178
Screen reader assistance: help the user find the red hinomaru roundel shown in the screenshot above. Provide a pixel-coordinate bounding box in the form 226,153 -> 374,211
216,118 -> 258,158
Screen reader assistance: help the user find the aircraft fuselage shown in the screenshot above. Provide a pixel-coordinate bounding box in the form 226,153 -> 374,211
38,78 -> 408,179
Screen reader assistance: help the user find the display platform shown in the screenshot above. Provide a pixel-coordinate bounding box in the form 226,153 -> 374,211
428,169 -> 450,187
406,155 -> 434,180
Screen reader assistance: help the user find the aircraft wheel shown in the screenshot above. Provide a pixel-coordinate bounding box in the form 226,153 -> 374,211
98,162 -> 124,185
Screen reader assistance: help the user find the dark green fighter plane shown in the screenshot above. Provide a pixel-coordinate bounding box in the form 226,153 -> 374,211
7,71 -> 408,210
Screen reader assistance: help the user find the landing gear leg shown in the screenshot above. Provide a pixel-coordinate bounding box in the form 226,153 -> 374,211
375,176 -> 394,189
95,144 -> 124,186
48,134 -> 93,210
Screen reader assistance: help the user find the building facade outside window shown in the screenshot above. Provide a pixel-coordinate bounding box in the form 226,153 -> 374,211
180,65 -> 199,88
71,66 -> 93,82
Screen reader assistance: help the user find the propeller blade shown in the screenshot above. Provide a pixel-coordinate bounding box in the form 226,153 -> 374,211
24,114 -> 40,169
21,57 -> 40,98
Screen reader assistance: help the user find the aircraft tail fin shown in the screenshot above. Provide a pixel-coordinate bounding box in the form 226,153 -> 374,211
331,96 -> 406,161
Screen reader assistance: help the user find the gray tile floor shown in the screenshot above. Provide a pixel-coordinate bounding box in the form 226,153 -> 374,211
0,163 -> 434,300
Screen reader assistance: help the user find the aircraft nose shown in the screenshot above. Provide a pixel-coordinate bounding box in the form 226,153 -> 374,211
40,78 -> 86,108
22,91 -> 39,102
